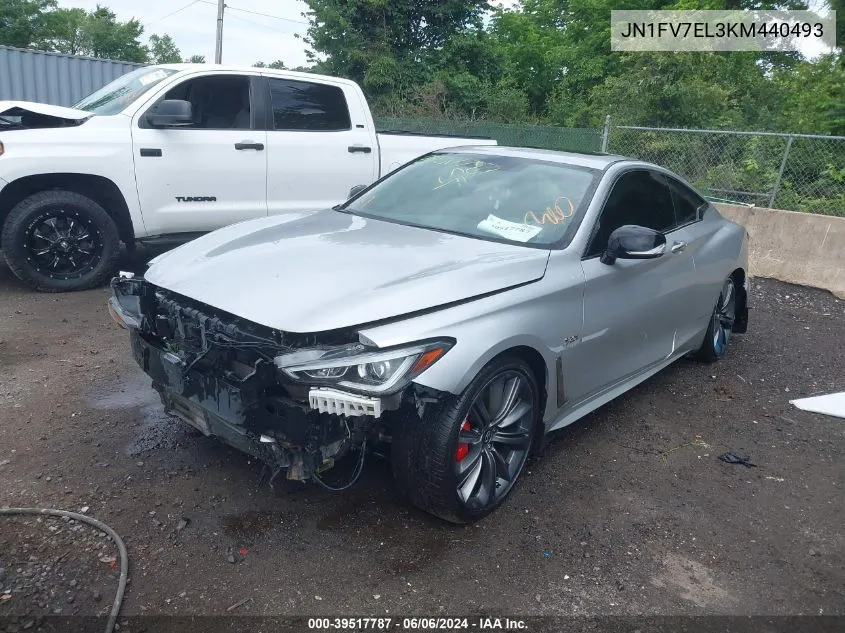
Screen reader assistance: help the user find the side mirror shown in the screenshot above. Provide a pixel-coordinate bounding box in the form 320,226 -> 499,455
147,100 -> 193,128
600,225 -> 666,265
348,184 -> 367,199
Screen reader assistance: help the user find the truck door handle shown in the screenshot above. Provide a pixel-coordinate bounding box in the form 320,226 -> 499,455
140,148 -> 162,157
348,145 -> 372,154
671,241 -> 687,254
235,141 -> 264,151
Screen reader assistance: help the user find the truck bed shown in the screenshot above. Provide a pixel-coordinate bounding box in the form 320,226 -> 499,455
377,132 -> 497,177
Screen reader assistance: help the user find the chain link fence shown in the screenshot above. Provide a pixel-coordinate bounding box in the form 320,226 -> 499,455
374,117 -> 602,154
373,116 -> 844,217
607,125 -> 845,217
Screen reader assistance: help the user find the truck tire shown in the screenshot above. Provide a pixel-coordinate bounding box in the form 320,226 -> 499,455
2,191 -> 121,292
392,356 -> 539,524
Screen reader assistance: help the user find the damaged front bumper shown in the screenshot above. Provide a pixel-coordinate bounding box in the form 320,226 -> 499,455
109,276 -> 444,484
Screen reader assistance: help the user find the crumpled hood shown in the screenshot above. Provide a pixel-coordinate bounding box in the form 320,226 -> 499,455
144,210 -> 550,333
0,100 -> 92,123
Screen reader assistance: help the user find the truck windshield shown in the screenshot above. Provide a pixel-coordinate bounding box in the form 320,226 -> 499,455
74,67 -> 177,115
342,152 -> 599,248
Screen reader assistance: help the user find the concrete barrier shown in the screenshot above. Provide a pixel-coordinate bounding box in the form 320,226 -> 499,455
715,203 -> 845,300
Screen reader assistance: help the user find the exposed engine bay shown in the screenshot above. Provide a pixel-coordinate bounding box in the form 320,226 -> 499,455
109,275 -> 444,489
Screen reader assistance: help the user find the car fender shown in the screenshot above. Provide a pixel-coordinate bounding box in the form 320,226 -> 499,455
358,261 -> 585,422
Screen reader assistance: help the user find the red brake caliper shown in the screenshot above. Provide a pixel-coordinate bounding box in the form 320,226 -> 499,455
456,418 -> 471,462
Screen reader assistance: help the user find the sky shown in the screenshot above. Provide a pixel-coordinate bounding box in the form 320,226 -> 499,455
61,0 -> 314,66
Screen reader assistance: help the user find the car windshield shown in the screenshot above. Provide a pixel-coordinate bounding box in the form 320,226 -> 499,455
73,67 -> 178,115
343,152 -> 599,247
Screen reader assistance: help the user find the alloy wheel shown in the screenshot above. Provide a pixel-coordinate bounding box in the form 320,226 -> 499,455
25,211 -> 103,280
713,278 -> 736,355
454,370 -> 535,511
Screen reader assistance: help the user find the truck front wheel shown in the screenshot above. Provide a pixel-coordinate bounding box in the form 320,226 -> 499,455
2,191 -> 121,292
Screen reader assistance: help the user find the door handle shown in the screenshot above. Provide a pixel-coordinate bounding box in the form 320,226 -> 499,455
235,141 -> 264,151
348,145 -> 372,154
671,241 -> 687,254
140,148 -> 162,157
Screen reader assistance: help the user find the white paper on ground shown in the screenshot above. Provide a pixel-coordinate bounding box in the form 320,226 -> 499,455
790,392 -> 845,419
477,214 -> 542,243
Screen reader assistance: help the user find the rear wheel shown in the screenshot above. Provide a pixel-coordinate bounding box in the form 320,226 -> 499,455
693,277 -> 736,362
392,356 -> 539,523
2,191 -> 121,292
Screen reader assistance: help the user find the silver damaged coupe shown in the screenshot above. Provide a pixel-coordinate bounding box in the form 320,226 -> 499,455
109,147 -> 749,523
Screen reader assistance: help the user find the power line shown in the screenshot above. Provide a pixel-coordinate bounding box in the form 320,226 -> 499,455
146,0 -> 205,26
197,0 -> 309,26
226,11 -> 300,33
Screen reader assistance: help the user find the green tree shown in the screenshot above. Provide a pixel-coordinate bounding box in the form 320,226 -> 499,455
772,54 -> 845,134
185,54 -> 205,63
253,60 -> 286,69
39,7 -> 87,55
4,3 -> 152,62
84,6 -> 146,62
149,33 -> 181,63
303,0 -> 489,85
0,0 -> 56,49
829,0 -> 845,63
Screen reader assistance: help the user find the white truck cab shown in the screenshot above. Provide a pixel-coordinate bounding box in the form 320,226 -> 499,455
0,64 -> 495,291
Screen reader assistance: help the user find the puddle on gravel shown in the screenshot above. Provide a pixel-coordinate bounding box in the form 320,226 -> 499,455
315,481 -> 451,575
87,369 -> 192,456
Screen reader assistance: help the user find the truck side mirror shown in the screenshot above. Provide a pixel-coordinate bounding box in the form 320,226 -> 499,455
147,100 -> 194,128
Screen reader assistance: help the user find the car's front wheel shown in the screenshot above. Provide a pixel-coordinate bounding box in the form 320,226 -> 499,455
1,191 -> 121,292
392,356 -> 539,523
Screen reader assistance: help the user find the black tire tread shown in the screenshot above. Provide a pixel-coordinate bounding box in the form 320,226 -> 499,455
392,356 -> 538,524
2,190 -> 121,292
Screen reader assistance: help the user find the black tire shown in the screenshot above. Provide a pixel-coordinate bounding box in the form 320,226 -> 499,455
392,356 -> 540,524
692,277 -> 736,362
1,191 -> 121,292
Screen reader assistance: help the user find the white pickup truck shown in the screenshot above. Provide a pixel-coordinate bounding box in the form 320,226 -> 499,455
0,64 -> 495,291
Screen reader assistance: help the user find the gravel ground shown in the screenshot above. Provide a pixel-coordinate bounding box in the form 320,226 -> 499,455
0,255 -> 843,628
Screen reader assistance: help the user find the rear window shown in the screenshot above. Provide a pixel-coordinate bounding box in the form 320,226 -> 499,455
268,78 -> 351,131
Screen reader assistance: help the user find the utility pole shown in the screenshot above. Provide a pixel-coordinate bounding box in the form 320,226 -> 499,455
214,0 -> 225,64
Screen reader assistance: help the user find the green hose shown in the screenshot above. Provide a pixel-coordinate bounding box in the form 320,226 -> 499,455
0,508 -> 128,633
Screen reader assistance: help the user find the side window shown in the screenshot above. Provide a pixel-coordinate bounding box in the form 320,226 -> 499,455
585,170 -> 675,258
268,78 -> 351,131
666,175 -> 706,225
161,75 -> 251,130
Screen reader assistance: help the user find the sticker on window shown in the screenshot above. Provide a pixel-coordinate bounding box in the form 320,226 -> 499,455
139,70 -> 169,86
477,214 -> 542,242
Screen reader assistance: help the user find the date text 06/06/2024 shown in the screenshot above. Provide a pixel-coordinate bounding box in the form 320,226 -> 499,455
306,617 -> 529,631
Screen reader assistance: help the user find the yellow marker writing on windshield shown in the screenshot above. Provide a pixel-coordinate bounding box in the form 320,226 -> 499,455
524,196 -> 575,226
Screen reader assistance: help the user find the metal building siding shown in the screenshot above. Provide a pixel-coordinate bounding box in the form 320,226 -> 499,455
0,45 -> 143,107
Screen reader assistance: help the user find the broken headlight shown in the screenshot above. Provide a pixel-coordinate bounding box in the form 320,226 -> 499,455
274,340 -> 453,396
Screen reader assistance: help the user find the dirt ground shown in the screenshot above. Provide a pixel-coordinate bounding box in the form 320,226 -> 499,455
0,253 -> 843,628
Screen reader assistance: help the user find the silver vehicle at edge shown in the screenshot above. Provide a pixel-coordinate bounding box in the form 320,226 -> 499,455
109,147 -> 749,523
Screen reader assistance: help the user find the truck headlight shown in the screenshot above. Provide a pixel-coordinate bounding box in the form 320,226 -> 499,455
274,340 -> 453,395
